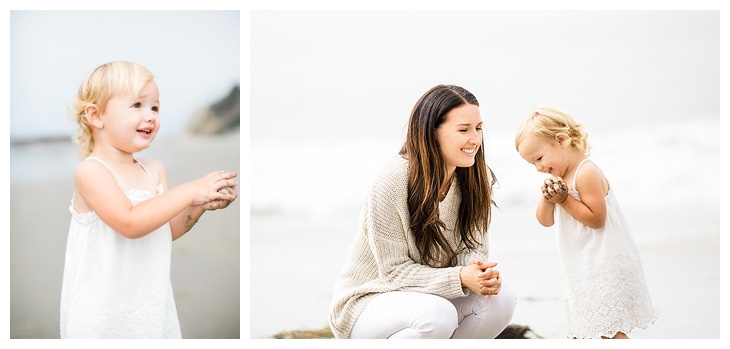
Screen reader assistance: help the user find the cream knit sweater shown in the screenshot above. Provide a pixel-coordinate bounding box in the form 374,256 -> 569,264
328,155 -> 490,339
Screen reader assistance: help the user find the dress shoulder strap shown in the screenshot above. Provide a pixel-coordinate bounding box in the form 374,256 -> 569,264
572,158 -> 591,190
85,156 -> 121,185
135,159 -> 157,184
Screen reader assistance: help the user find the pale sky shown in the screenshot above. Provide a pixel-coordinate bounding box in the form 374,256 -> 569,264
251,10 -> 720,143
9,10 -> 240,141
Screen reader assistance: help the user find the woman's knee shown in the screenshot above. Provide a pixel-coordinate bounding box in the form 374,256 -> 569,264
412,294 -> 459,338
493,285 -> 517,323
352,291 -> 459,338
460,285 -> 517,319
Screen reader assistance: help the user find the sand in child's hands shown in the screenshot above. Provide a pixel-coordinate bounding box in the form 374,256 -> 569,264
542,177 -> 568,202
218,186 -> 234,195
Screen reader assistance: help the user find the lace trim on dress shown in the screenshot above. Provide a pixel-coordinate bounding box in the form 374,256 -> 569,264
562,255 -> 657,338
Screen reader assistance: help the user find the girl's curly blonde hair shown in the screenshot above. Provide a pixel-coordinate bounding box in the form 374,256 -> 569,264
71,61 -> 154,158
514,107 -> 590,156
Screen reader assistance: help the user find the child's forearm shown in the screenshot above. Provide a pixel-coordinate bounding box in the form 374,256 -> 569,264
536,198 -> 555,227
100,183 -> 198,239
557,197 -> 605,229
170,205 -> 207,241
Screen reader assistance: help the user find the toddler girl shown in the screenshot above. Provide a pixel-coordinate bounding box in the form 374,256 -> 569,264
514,107 -> 655,339
59,61 -> 238,338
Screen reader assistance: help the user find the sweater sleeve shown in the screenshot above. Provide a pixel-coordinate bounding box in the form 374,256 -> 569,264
363,160 -> 468,299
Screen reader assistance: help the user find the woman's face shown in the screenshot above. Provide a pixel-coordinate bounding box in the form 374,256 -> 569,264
435,103 -> 483,176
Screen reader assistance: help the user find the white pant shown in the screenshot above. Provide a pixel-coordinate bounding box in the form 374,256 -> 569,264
349,286 -> 517,339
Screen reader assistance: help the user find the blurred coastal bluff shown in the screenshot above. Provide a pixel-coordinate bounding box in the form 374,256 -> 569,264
184,85 -> 240,136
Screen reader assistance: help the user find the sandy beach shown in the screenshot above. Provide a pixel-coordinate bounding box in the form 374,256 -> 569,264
8,133 -> 241,339
250,210 -> 721,340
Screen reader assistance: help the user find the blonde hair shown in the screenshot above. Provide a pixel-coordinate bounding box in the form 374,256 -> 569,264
71,61 -> 155,158
514,107 -> 590,155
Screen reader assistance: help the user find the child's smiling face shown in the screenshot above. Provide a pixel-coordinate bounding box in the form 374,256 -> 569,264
100,81 -> 161,154
517,131 -> 568,177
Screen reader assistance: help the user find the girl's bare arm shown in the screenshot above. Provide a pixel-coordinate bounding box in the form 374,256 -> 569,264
75,159 -> 236,239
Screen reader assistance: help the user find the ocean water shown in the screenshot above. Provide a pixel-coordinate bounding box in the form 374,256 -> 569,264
250,114 -> 720,250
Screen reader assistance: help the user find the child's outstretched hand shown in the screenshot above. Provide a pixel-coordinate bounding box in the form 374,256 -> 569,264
188,170 -> 238,206
203,181 -> 239,211
542,177 -> 568,204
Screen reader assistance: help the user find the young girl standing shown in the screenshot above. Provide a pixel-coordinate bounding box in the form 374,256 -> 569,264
59,61 -> 238,338
514,107 -> 655,339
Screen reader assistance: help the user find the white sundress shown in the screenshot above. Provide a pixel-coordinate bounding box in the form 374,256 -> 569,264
555,159 -> 656,338
59,157 -> 181,338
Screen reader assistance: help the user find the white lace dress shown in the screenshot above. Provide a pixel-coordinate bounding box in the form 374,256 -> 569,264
555,159 -> 656,338
59,157 -> 181,338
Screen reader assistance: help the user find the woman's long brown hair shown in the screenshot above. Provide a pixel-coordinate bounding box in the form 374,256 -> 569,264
399,85 -> 496,268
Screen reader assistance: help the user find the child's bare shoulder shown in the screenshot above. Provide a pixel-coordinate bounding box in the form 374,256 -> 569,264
73,158 -> 118,191
577,160 -> 609,193
74,158 -> 107,178
582,160 -> 606,177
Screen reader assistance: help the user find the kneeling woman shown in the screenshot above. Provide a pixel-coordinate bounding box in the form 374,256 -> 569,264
328,84 -> 517,339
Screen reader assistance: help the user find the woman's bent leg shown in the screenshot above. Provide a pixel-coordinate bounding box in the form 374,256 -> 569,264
450,284 -> 517,339
349,291 -> 458,339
